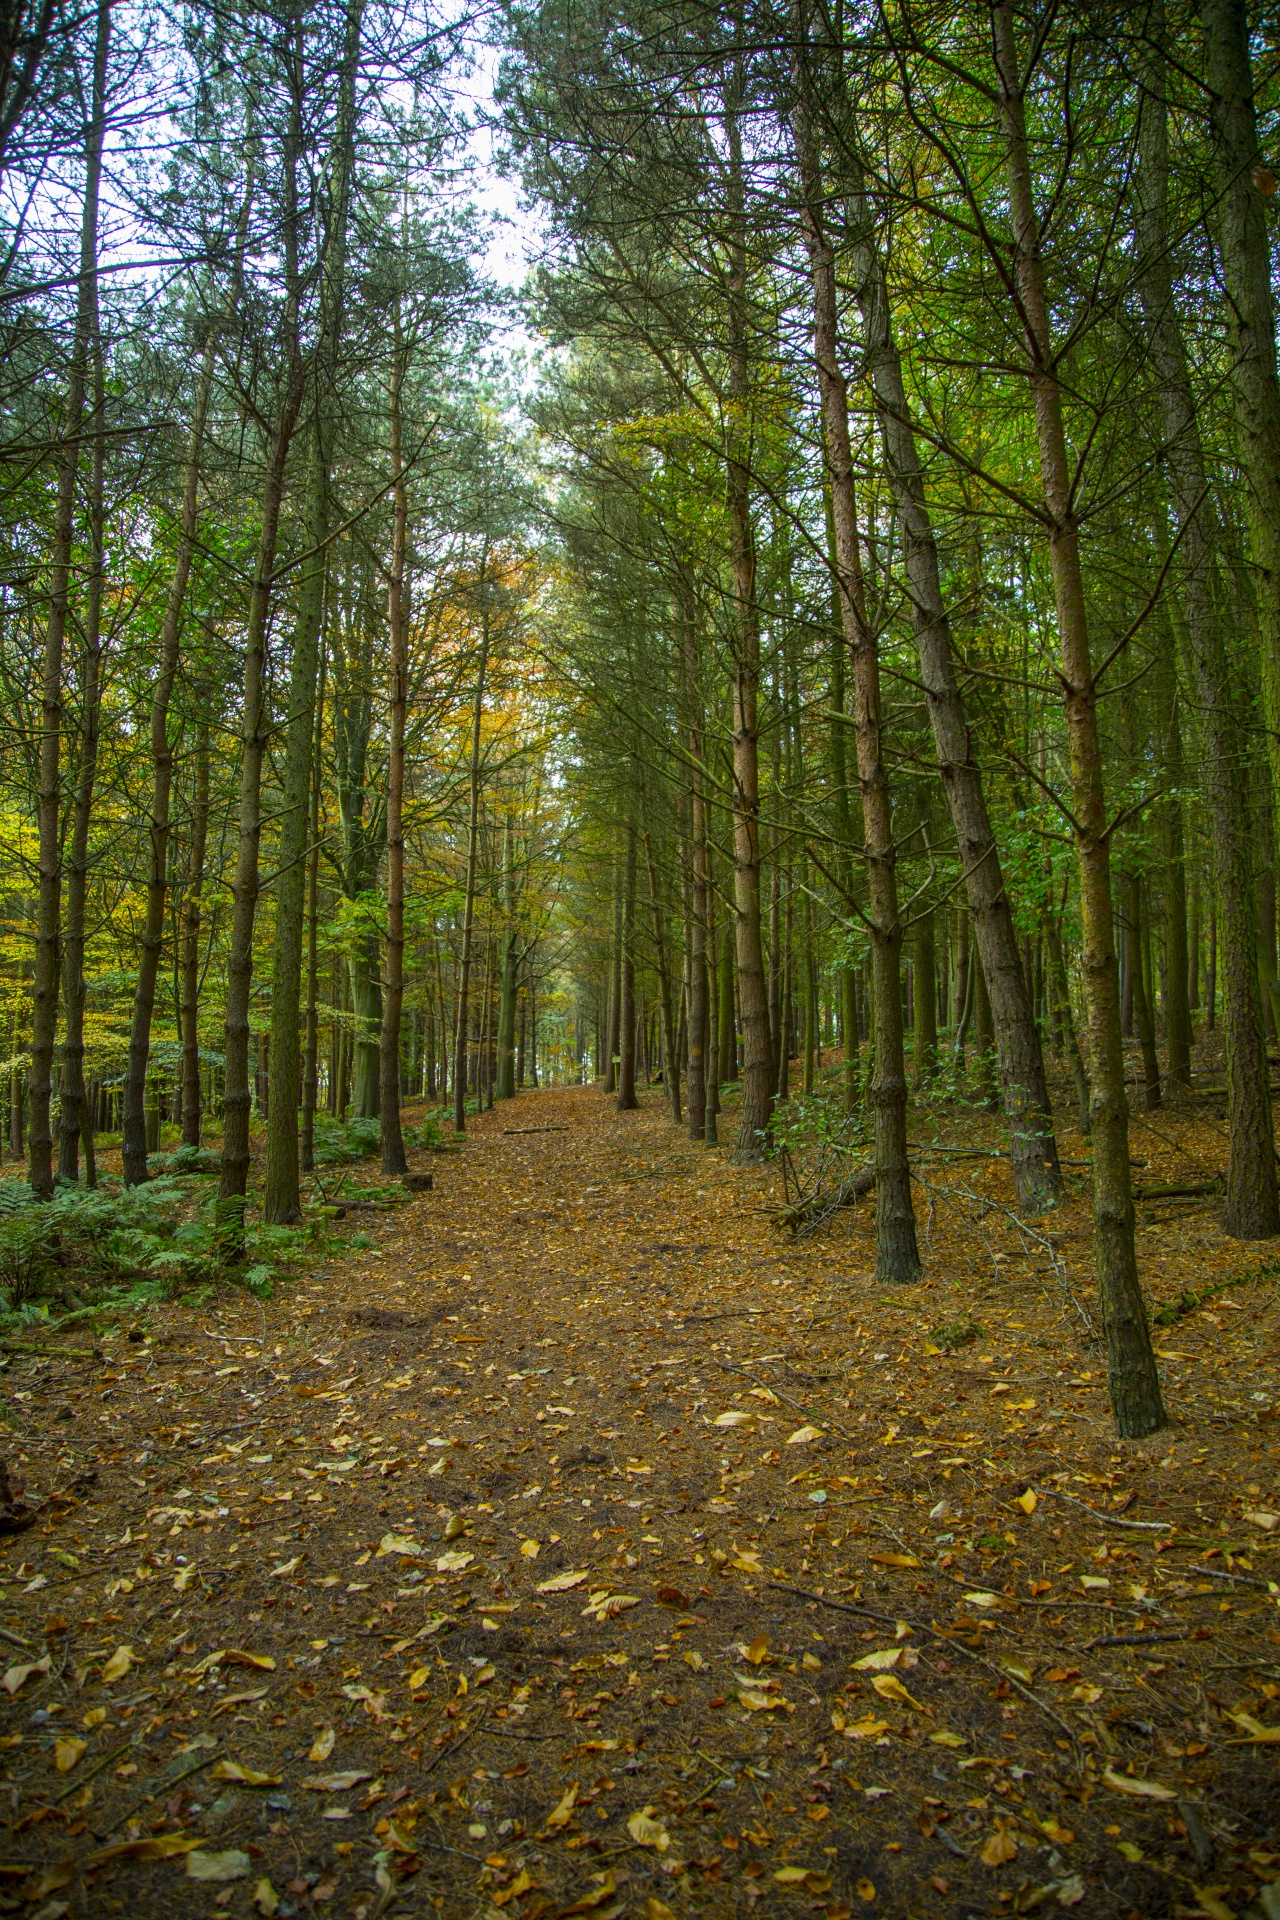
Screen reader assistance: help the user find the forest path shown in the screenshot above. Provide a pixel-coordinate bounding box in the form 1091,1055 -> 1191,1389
3,1087 -> 1280,1916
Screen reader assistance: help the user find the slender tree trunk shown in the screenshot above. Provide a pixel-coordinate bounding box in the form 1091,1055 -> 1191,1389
180,706 -> 211,1149
495,812 -> 519,1102
219,104 -> 305,1240
58,296 -> 105,1186
913,907 -> 937,1087
794,52 -> 918,1280
1127,873 -> 1162,1112
453,595 -> 490,1132
1161,682 -> 1193,1092
681,582 -> 708,1138
617,822 -> 638,1110
838,131 -> 1062,1209
1136,10 -> 1277,1235
995,0 -> 1164,1432
29,0 -> 107,1199
380,304 -> 409,1171
605,860 -> 621,1094
724,80 -> 773,1165
1203,0 -> 1280,868
644,826 -> 680,1122
1043,907 -> 1091,1136
264,0 -> 363,1221
301,647 -> 325,1171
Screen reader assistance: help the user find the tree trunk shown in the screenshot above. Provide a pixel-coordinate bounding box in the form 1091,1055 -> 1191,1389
1203,0 -> 1280,871
1043,907 -> 1091,1136
29,0 -> 107,1199
58,292 -> 105,1186
617,822 -> 638,1110
681,580 -> 708,1138
995,0 -> 1164,1432
1127,873 -> 1162,1112
301,647 -> 325,1171
380,303 -> 409,1171
913,906 -> 937,1087
644,826 -> 680,1123
264,0 -> 363,1221
219,97 -> 306,1242
453,586 -> 490,1131
724,79 -> 773,1165
841,129 -> 1062,1211
180,705 -> 211,1149
794,49 -> 918,1280
1136,8 -> 1277,1235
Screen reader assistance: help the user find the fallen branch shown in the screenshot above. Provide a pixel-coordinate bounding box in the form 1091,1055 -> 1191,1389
502,1126 -> 572,1135
1044,1488 -> 1171,1532
0,1342 -> 99,1359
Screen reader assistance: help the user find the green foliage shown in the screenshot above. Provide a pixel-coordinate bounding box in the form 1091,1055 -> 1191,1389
931,1320 -> 983,1352
311,1115 -> 382,1165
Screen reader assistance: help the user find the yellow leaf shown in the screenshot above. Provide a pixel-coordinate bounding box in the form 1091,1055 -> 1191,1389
308,1729 -> 336,1763
223,1650 -> 275,1671
929,1728 -> 967,1748
2,1656 -> 49,1694
301,1770 -> 374,1792
743,1635 -> 769,1666
82,1707 -> 107,1729
559,1872 -> 618,1913
787,1424 -> 823,1444
1016,1490 -> 1037,1515
408,1666 -> 432,1692
646,1901 -> 676,1920
520,1538 -> 540,1558
545,1782 -> 579,1833
252,1879 -> 279,1918
980,1820 -> 1018,1868
714,1410 -> 755,1427
212,1759 -> 281,1788
443,1513 -> 466,1540
731,1551 -> 763,1573
856,1878 -> 876,1902
870,1552 -> 919,1569
269,1557 -> 300,1578
101,1645 -> 135,1685
173,1564 -> 198,1591
841,1716 -> 890,1739
853,1649 -> 902,1671
1101,1768 -> 1177,1801
1191,1889 -> 1236,1920
536,1569 -> 589,1593
627,1806 -> 671,1850
53,1736 -> 86,1772
739,1687 -> 792,1712
774,1866 -> 811,1883
871,1674 -> 923,1710
376,1533 -> 425,1558
436,1550 -> 473,1573
87,1833 -> 203,1865
1227,1711 -> 1280,1745
962,1590 -> 1001,1608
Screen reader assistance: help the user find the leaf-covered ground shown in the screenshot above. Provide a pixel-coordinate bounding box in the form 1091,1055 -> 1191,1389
2,1085 -> 1279,1920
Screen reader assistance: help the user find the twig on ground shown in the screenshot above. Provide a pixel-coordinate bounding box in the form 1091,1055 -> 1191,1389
1044,1487 -> 1171,1531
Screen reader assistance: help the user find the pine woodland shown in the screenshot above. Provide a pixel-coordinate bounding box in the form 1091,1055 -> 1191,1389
1,1 -> 1279,1914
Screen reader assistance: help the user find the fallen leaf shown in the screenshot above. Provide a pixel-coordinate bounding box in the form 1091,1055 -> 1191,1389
581,1590 -> 641,1620
655,1584 -> 689,1609
408,1666 -> 432,1692
961,1590 -> 1000,1609
186,1848 -> 252,1883
627,1806 -> 671,1850
1190,1887 -> 1236,1920
536,1569 -> 590,1593
101,1646 -> 135,1685
173,1564 -> 198,1592
853,1649 -> 903,1671
841,1716 -> 891,1739
1016,1490 -> 1037,1515
376,1533 -> 425,1558
1227,1711 -> 1280,1745
301,1771 -> 373,1792
645,1902 -> 676,1920
269,1557 -> 300,1578
870,1552 -> 920,1569
774,1866 -> 811,1884
223,1650 -> 275,1671
1243,1510 -> 1280,1532
545,1782 -> 579,1833
307,1729 -> 336,1763
871,1674 -> 923,1710
520,1538 -> 540,1557
559,1871 -> 618,1913
211,1759 -> 281,1787
2,1655 -> 50,1693
53,1737 -> 86,1773
435,1550 -> 473,1573
87,1834 -> 203,1865
856,1879 -> 876,1902
743,1635 -> 769,1665
929,1729 -> 967,1749
252,1879 -> 279,1918
1055,1875 -> 1087,1906
714,1411 -> 755,1427
739,1687 -> 792,1712
731,1550 -> 763,1573
787,1425 -> 823,1444
1101,1768 -> 1177,1801
979,1820 -> 1018,1868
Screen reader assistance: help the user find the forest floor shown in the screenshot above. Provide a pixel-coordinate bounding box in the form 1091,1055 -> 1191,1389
1,1080 -> 1279,1920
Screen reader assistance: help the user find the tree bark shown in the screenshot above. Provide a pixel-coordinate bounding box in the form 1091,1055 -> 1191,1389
793,46 -> 919,1281
301,645 -> 325,1171
180,701 -> 211,1149
913,906 -> 937,1087
57,287 -> 105,1186
995,0 -> 1164,1433
617,821 -> 638,1110
724,76 -> 774,1165
264,0 -> 363,1221
495,811 -> 519,1101
29,0 -> 107,1199
1135,7 -> 1277,1236
840,141 -> 1062,1210
380,301 -> 409,1171
453,583 -> 490,1132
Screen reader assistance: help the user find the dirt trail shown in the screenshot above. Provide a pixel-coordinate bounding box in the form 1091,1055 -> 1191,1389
2,1086 -> 1279,1918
